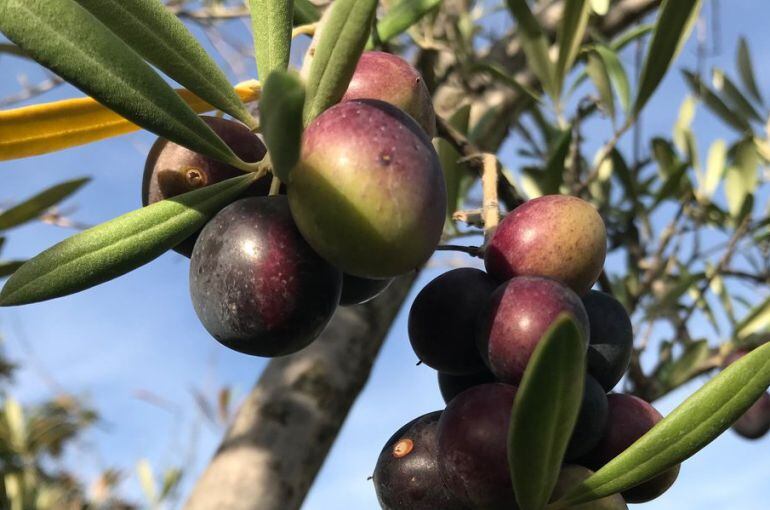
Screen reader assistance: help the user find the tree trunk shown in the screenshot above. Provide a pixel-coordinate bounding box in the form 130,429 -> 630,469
183,273 -> 418,510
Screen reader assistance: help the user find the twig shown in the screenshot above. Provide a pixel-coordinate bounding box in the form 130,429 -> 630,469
481,153 -> 500,241
292,23 -> 318,39
435,244 -> 483,257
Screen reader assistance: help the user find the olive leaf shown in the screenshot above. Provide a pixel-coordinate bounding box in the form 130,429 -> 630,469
294,0 -> 321,25
633,0 -> 702,116
509,314 -> 587,510
505,0 -> 557,100
552,341 -> 770,507
682,71 -> 752,135
737,37 -> 763,105
74,0 -> 255,128
0,173 -> 257,306
260,71 -> 305,182
555,0 -> 591,96
0,0 -> 252,171
0,261 -> 24,279
0,84 -> 261,162
368,0 -> 443,48
250,0 -> 294,79
303,0 -> 378,125
0,178 -> 90,231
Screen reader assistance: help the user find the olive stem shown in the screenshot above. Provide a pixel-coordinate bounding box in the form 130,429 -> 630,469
269,175 -> 282,196
292,22 -> 317,39
435,244 -> 483,257
481,153 -> 500,242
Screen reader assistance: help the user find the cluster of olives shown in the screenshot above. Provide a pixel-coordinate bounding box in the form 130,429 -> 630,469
141,51 -> 445,356
374,196 -> 681,509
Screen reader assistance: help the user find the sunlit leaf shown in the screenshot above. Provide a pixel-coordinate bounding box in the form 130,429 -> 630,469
0,178 -> 89,231
74,0 -> 255,128
0,174 -> 257,306
0,83 -> 261,162
724,139 -> 759,217
0,0 -> 251,170
673,95 -> 697,152
699,139 -> 726,201
137,459 -> 157,504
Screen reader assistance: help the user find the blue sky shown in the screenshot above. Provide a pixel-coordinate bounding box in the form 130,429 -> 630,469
1,1 -> 770,508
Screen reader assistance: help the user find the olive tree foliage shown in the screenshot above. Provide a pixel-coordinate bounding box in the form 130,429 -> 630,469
0,0 -> 769,509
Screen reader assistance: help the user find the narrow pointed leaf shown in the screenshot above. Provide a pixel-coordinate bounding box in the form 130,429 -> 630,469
586,52 -> 615,120
594,45 -> 631,114
74,0 -> 255,128
682,71 -> 751,134
555,0 -> 591,95
250,0 -> 294,79
260,71 -> 305,182
555,341 -> 770,507
0,261 -> 24,279
137,459 -> 157,504
609,23 -> 654,52
0,0 -> 249,170
737,37 -> 763,105
0,178 -> 90,231
505,0 -> 556,99
633,0 -> 702,115
0,173 -> 257,306
509,314 -> 587,510
294,0 -> 321,25
712,68 -> 763,123
0,83 -> 261,162
303,0 -> 378,124
369,0 -> 443,48
471,61 -> 543,104
700,139 -> 726,200
673,95 -> 697,152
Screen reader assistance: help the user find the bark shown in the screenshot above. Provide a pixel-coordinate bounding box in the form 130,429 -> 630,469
184,1 -> 664,509
183,273 -> 418,510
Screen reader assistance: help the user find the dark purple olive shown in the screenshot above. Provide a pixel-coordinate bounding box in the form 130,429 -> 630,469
189,196 -> 341,356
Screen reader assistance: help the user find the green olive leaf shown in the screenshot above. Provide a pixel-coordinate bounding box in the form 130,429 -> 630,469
509,314 -> 587,510
0,261 -> 24,279
555,0 -> 591,97
737,37 -> 764,105
368,0 -> 443,49
682,71 -> 752,135
73,0 -> 255,128
294,0 -> 321,25
0,178 -> 90,232
260,71 -> 305,182
303,0 -> 378,125
0,173 -> 257,306
633,0 -> 702,116
0,0 -> 252,171
250,0 -> 294,80
505,0 -> 557,100
553,341 -> 770,508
